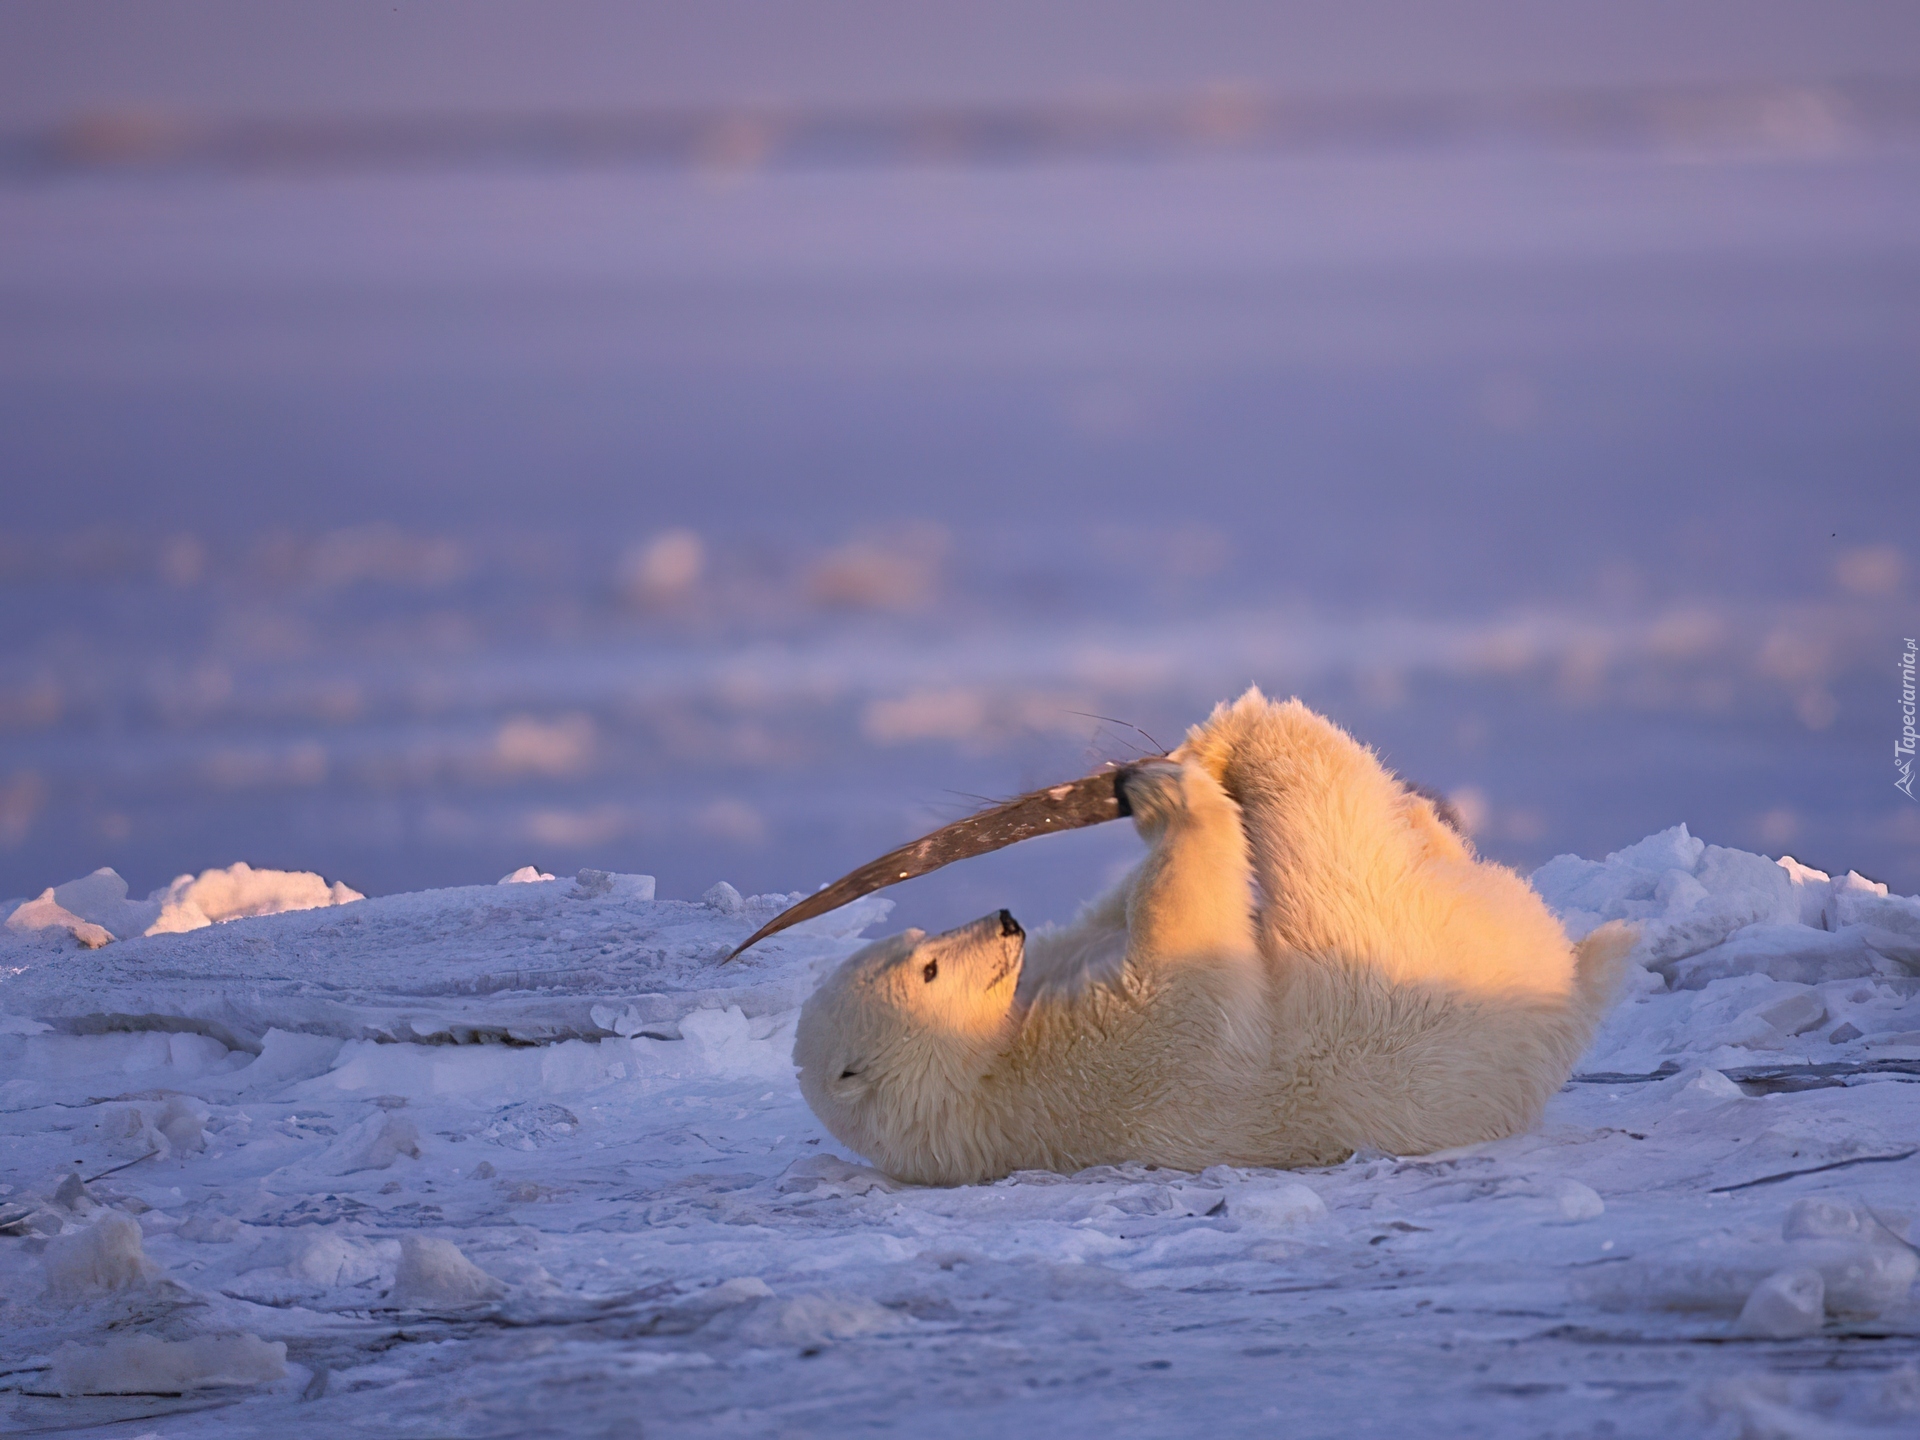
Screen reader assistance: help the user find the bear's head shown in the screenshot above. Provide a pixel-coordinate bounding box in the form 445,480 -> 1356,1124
793,909 -> 1025,1177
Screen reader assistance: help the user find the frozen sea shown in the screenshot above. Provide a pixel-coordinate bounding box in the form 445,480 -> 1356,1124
1,824 -> 1918,1437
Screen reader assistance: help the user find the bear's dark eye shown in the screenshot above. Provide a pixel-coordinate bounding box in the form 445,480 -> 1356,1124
922,959 -> 938,983
839,1063 -> 865,1080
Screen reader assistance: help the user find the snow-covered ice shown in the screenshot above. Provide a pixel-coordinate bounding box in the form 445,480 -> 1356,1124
2,833 -> 1917,1437
47,1334 -> 288,1398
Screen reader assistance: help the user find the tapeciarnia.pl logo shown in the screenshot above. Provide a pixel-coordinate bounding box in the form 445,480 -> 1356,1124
1899,637 -> 1917,800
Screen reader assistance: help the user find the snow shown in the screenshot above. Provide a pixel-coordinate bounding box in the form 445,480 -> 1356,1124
2,831 -> 1917,1437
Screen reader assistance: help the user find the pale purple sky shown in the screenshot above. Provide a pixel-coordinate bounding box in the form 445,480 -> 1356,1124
2,1 -> 1917,125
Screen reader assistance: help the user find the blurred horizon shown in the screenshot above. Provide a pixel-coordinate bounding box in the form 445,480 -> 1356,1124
2,3 -> 1916,924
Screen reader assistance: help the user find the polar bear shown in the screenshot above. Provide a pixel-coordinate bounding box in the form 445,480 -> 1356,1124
793,689 -> 1630,1186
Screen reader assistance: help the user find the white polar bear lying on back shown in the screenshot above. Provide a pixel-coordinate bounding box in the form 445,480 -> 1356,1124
794,689 -> 1631,1186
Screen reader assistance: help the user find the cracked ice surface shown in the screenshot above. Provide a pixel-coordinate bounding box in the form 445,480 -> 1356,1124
2,839 -> 1918,1439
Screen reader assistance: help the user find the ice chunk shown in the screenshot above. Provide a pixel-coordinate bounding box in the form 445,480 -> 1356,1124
476,1100 -> 580,1150
1774,1200 -> 1920,1316
219,1227 -> 381,1303
1530,827 -> 1860,986
1638,912 -> 1765,974
91,1094 -> 205,1160
1,1201 -> 65,1237
1528,853 -> 1609,912
778,1154 -> 897,1197
155,1094 -> 209,1152
49,1333 -> 287,1395
322,1111 -> 422,1172
1634,853 -> 1807,972
286,1228 -> 384,1288
1776,856 -> 1835,927
1783,1198 -> 1881,1242
1228,1180 -> 1328,1227
1863,927 -> 1920,971
1653,869 -> 1709,915
177,1213 -> 242,1243
219,1028 -> 345,1093
498,866 -> 555,884
1663,1067 -> 1744,1105
54,868 -> 160,938
709,1276 -> 774,1304
42,1211 -> 160,1302
388,1235 -> 506,1308
1823,871 -> 1889,928
678,1005 -> 793,1081
767,1293 -> 904,1346
574,868 -> 655,901
1696,846 -> 1797,917
145,861 -> 362,935
1735,1268 -> 1825,1338
1817,872 -> 1920,961
1786,1237 -> 1919,1316
1530,855 -> 1658,919
590,1003 -> 677,1039
1582,1233 -> 1913,1319
1532,829 -> 1798,973
4,890 -> 114,947
93,1103 -> 171,1160
1666,925 -> 1893,990
53,1173 -> 95,1213
1610,825 -> 1706,875
702,881 -> 744,914
1776,857 -> 1832,883
1743,988 -> 1828,1039
1550,1179 -> 1606,1222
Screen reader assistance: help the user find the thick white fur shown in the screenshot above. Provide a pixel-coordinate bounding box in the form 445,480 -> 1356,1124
794,690 -> 1631,1185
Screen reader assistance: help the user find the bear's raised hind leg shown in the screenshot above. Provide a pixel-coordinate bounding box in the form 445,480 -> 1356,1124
1180,688 -> 1580,999
1176,689 -> 1435,961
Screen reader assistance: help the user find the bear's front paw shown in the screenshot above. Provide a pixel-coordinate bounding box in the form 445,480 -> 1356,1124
1118,759 -> 1196,837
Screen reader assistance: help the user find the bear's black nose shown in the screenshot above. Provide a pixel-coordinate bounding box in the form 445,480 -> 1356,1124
998,909 -> 1024,939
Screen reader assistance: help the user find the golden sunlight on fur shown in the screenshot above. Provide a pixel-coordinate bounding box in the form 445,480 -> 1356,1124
793,690 -> 1632,1185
